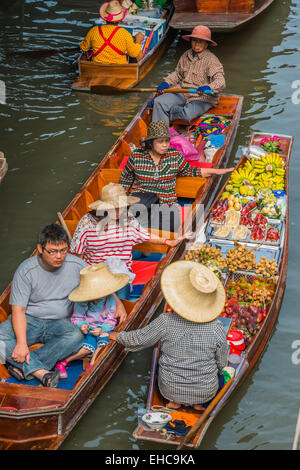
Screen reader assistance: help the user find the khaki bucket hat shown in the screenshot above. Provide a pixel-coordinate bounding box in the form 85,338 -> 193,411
161,261 -> 226,323
143,120 -> 172,142
69,263 -> 130,302
88,183 -> 140,211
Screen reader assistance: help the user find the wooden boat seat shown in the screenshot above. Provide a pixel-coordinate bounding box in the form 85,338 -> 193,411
100,168 -> 206,199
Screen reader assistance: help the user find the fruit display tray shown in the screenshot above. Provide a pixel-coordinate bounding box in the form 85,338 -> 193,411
207,239 -> 282,266
205,217 -> 284,247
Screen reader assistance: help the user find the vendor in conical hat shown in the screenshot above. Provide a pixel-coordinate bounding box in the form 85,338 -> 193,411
152,25 -> 225,125
80,0 -> 144,64
109,261 -> 228,410
55,263 -> 130,377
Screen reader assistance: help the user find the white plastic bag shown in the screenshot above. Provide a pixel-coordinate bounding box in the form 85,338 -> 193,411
104,257 -> 136,284
242,145 -> 267,160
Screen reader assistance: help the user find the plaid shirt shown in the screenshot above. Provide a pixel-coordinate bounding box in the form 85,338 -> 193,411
165,48 -> 225,106
117,312 -> 228,405
119,148 -> 202,205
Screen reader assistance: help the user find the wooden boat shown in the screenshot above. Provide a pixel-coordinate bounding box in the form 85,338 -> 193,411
71,7 -> 176,93
170,0 -> 275,32
0,93 -> 242,450
0,153 -> 8,184
133,131 -> 293,448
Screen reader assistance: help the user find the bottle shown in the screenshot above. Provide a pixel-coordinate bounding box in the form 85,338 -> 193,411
148,0 -> 154,8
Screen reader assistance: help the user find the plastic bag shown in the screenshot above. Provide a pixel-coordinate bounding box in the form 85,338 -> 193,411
242,145 -> 267,160
104,256 -> 136,284
169,127 -> 200,162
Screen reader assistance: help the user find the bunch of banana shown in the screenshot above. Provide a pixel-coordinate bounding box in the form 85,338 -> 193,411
255,172 -> 285,190
251,153 -> 285,175
229,166 -> 258,188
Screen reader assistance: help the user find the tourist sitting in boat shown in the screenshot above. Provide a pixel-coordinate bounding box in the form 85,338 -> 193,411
55,263 -> 129,378
69,183 -> 188,299
119,120 -> 234,230
152,25 -> 225,125
0,224 -> 88,388
109,261 -> 228,410
79,0 -> 144,64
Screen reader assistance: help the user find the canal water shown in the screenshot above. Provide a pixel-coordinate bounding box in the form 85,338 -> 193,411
0,0 -> 299,450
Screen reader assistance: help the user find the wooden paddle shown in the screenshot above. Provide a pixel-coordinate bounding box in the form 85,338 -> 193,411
176,377 -> 234,450
57,212 -> 72,243
10,47 -> 79,60
90,85 -> 207,95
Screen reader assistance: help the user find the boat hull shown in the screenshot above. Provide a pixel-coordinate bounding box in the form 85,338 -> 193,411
0,94 -> 243,449
170,0 -> 275,32
133,131 -> 293,448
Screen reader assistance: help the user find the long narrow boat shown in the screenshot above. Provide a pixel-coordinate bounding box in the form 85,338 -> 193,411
170,0 -> 275,32
133,131 -> 293,448
0,153 -> 7,184
71,7 -> 176,93
0,93 -> 242,450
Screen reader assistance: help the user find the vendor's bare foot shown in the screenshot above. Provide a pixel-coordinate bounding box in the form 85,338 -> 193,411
193,404 -> 205,411
166,401 -> 181,410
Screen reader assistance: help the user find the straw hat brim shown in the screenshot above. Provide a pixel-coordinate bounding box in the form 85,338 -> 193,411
99,1 -> 126,22
182,34 -> 217,47
161,260 -> 225,323
69,271 -> 130,302
88,195 -> 140,211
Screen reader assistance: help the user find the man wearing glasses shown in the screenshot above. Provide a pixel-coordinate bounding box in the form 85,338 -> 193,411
0,224 -> 88,387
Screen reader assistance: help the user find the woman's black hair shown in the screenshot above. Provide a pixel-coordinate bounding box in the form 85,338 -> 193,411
38,224 -> 69,249
144,139 -> 154,151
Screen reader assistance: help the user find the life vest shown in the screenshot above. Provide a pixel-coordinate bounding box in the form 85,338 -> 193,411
92,26 -> 126,58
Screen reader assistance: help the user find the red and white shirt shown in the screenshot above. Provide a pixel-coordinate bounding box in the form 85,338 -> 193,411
69,213 -> 150,270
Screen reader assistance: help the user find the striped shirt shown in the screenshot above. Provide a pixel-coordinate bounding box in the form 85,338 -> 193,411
165,48 -> 225,106
69,213 -> 150,270
80,25 -> 141,64
119,147 -> 203,205
117,312 -> 228,405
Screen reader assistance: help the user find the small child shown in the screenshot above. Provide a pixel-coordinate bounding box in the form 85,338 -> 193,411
55,263 -> 129,378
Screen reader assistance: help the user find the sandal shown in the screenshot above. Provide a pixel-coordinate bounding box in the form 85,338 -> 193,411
7,365 -> 24,381
41,369 -> 60,388
55,360 -> 68,379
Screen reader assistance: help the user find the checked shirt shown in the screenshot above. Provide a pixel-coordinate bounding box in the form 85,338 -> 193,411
119,148 -> 203,205
117,312 -> 228,405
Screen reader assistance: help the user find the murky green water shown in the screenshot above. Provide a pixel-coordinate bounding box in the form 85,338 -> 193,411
0,0 -> 299,450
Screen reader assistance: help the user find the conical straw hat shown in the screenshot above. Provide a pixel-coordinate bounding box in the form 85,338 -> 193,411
161,261 -> 225,323
69,263 -> 130,302
88,183 -> 140,211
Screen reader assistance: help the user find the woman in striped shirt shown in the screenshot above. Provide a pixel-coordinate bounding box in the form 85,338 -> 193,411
70,183 -> 190,298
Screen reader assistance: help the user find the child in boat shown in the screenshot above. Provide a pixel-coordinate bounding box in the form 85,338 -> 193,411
55,263 -> 129,378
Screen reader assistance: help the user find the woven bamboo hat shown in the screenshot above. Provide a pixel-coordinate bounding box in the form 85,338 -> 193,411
69,263 -> 130,302
161,261 -> 226,323
99,1 -> 127,22
88,183 -> 140,211
182,25 -> 217,47
143,120 -> 172,142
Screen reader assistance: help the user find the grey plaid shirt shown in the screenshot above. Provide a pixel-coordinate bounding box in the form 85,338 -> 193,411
164,48 -> 226,107
117,312 -> 228,405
